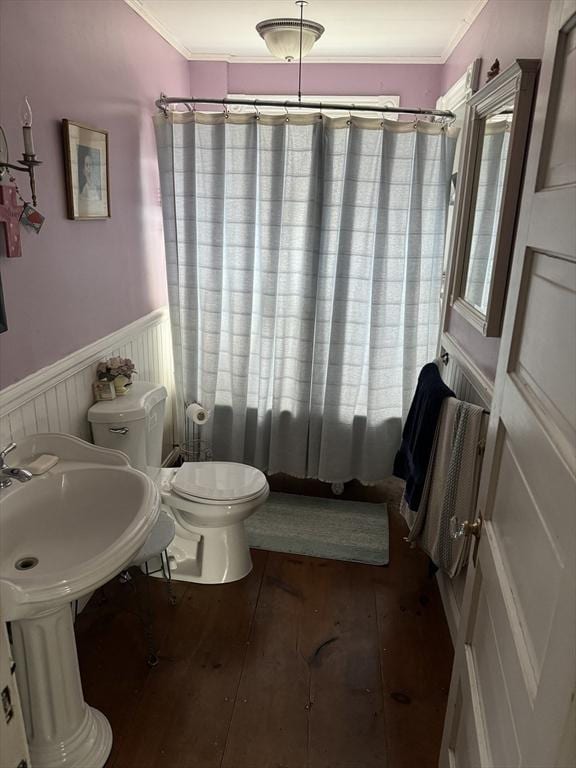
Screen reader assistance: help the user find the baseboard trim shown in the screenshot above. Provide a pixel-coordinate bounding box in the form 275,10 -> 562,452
0,308 -> 170,417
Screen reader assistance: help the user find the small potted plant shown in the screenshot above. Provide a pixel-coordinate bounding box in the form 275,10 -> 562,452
95,356 -> 137,396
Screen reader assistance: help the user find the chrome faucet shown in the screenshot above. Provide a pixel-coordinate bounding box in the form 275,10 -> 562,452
0,442 -> 33,488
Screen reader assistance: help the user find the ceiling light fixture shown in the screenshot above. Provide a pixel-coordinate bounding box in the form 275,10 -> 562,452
256,1 -> 324,100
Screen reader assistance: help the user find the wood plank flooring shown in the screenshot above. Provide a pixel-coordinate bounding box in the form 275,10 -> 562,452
75,477 -> 453,768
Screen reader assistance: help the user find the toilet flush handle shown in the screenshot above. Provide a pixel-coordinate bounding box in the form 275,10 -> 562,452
109,427 -> 129,435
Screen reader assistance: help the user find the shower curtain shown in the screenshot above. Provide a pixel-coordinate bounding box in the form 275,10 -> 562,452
154,110 -> 456,483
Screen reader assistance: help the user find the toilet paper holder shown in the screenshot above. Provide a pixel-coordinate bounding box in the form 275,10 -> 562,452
185,402 -> 210,425
181,401 -> 212,463
179,438 -> 212,463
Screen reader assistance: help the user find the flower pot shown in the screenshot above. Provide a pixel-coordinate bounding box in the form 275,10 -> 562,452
113,375 -> 130,396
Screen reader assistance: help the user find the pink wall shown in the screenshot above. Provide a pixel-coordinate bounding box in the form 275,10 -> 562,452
191,61 -> 443,108
442,0 -> 550,381
0,0 -> 552,390
442,0 -> 550,92
0,0 -> 188,388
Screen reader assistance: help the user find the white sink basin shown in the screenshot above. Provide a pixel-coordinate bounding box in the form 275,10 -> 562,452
0,433 -> 160,768
1,465 -> 159,620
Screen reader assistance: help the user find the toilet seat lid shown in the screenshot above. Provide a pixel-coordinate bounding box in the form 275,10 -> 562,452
171,462 -> 267,502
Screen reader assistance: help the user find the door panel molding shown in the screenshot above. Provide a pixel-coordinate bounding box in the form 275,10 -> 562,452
440,2 -> 576,765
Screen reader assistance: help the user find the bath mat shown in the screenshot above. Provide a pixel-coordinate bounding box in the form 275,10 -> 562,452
246,492 -> 389,566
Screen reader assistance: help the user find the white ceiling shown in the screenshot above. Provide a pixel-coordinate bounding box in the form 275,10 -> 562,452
124,0 -> 488,63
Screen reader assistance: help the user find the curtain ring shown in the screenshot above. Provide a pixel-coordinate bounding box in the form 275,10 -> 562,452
318,102 -> 323,120
254,103 -> 261,121
159,92 -> 169,118
284,103 -> 290,122
347,109 -> 352,126
222,100 -> 229,119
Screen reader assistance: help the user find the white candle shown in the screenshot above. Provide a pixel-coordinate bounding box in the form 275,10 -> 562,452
23,126 -> 35,156
21,97 -> 35,156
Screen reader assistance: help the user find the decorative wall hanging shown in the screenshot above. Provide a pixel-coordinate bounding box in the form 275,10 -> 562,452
0,270 -> 6,333
20,202 -> 45,233
62,120 -> 110,220
486,59 -> 500,82
0,100 -> 43,208
0,185 -> 23,258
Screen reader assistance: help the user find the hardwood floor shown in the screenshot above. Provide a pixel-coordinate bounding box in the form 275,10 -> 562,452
75,478 -> 453,768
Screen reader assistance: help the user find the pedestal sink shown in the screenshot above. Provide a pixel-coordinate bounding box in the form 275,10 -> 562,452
0,433 -> 160,768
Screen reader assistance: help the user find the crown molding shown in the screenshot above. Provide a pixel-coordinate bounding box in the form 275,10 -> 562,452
124,0 -> 489,65
123,0 -> 194,59
440,0 -> 489,62
188,54 -> 445,65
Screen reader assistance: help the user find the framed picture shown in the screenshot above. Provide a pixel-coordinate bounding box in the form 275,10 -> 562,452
62,120 -> 110,220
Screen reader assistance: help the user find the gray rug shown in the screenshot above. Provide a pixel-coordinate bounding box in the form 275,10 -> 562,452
246,492 -> 389,566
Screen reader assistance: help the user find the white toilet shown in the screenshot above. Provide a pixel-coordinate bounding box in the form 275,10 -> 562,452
88,382 -> 269,584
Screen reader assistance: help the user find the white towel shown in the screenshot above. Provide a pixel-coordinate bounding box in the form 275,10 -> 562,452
401,397 -> 486,576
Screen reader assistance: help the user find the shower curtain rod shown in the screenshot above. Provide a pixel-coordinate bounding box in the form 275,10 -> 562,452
155,95 -> 456,120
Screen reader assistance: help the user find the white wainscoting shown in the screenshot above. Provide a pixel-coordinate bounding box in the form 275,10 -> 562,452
0,307 -> 176,458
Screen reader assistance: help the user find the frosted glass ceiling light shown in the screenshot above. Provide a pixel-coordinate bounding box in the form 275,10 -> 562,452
256,1 -> 324,63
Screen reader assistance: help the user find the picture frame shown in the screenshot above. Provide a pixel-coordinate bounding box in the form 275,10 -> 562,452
62,120 -> 110,220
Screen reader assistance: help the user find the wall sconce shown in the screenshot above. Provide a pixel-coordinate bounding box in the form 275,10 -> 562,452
0,97 -> 42,207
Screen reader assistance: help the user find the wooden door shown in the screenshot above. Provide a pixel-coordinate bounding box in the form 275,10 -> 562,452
440,2 -> 576,766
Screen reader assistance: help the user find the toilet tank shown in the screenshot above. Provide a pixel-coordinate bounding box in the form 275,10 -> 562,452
87,382 -> 168,473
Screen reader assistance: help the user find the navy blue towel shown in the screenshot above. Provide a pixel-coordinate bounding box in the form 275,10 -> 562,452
393,363 -> 454,512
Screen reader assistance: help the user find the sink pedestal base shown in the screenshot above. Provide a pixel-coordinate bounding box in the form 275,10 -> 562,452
11,603 -> 112,768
